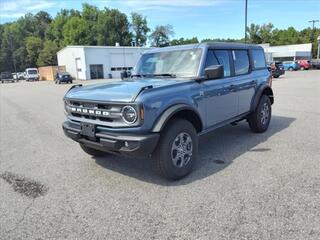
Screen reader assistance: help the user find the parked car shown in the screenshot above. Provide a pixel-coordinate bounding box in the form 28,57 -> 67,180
1,72 -> 16,83
268,61 -> 285,78
282,61 -> 300,71
297,60 -> 311,70
62,43 -> 273,180
310,59 -> 320,69
55,72 -> 73,84
25,68 -> 39,81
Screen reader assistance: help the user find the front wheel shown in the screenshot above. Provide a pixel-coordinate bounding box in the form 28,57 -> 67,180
300,67 -> 305,70
288,67 -> 293,71
80,144 -> 109,157
153,119 -> 198,180
248,95 -> 272,133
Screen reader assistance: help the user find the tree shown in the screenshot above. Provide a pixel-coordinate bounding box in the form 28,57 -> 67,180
259,23 -> 274,43
25,36 -> 42,66
130,12 -> 149,46
35,11 -> 52,39
246,23 -> 262,44
149,25 -> 174,47
96,8 -> 132,46
62,16 -> 92,45
37,40 -> 59,66
170,37 -> 199,46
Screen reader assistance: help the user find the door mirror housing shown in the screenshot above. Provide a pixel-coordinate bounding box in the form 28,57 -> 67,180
204,65 -> 224,80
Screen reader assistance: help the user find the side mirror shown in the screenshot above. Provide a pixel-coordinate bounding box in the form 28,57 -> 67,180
204,65 -> 224,80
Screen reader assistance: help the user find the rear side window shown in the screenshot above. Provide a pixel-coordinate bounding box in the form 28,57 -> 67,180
214,50 -> 231,77
233,50 -> 250,75
251,49 -> 266,69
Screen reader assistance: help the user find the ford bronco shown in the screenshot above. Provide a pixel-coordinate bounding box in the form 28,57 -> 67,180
62,43 -> 273,180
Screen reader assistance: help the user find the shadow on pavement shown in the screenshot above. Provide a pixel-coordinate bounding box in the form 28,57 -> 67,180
95,115 -> 295,186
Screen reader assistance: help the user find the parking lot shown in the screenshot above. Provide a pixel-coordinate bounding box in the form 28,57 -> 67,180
0,70 -> 319,239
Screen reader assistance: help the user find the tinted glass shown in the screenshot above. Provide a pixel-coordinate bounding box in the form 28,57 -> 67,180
205,50 -> 219,68
214,50 -> 231,77
252,49 -> 266,69
233,50 -> 249,75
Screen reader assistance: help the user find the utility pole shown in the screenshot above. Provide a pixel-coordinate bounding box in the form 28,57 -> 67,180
8,32 -> 17,74
308,20 -> 319,42
245,0 -> 248,43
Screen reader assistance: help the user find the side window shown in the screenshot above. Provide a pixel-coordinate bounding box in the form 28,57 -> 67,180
214,50 -> 231,77
251,49 -> 266,69
205,50 -> 219,68
233,50 -> 250,75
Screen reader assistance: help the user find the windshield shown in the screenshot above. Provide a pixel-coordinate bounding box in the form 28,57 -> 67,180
133,49 -> 202,78
27,70 -> 38,74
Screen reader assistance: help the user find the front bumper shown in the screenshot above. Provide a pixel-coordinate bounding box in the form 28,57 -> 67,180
62,121 -> 159,157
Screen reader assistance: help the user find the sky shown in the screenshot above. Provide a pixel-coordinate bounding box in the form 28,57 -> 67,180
0,0 -> 319,40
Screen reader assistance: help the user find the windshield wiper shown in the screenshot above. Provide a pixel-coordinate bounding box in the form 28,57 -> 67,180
131,73 -> 176,78
148,73 -> 176,78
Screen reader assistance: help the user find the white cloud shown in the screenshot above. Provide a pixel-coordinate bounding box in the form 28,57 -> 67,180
0,0 -> 56,16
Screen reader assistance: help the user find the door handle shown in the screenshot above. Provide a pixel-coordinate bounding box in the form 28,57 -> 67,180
228,84 -> 236,92
251,80 -> 257,85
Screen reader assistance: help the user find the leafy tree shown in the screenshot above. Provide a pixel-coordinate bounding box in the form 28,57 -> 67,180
149,25 -> 174,47
170,37 -> 199,45
25,36 -> 42,66
246,23 -> 262,44
35,11 -> 52,39
130,12 -> 150,46
259,23 -> 274,43
96,8 -> 131,46
62,16 -> 92,45
46,9 -> 81,46
37,40 -> 59,66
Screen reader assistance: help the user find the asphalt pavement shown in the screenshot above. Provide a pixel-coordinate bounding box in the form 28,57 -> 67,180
0,71 -> 319,239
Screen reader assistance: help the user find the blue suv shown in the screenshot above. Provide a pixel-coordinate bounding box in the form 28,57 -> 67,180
282,61 -> 300,71
63,43 -> 274,180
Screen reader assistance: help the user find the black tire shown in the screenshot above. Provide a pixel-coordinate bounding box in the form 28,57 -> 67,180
288,67 -> 293,71
80,144 -> 109,157
153,119 -> 198,180
300,66 -> 305,71
248,95 -> 272,133
70,80 -> 73,84
273,75 -> 279,78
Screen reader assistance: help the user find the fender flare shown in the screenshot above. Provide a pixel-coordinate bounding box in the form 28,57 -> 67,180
152,104 -> 203,133
250,84 -> 274,111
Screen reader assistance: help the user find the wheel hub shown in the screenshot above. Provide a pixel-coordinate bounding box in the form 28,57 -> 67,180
171,132 -> 193,168
260,103 -> 270,125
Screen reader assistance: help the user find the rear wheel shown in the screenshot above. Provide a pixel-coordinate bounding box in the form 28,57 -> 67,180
153,119 -> 198,180
248,95 -> 271,133
80,144 -> 109,157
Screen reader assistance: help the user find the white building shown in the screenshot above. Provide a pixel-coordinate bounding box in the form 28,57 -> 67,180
261,43 -> 312,62
57,45 -> 151,80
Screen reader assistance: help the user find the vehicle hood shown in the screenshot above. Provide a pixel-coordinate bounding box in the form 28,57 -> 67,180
65,78 -> 190,102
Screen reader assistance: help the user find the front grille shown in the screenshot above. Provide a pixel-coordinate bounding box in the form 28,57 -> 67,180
66,100 -> 122,123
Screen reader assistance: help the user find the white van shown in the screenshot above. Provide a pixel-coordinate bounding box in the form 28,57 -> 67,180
25,68 -> 39,81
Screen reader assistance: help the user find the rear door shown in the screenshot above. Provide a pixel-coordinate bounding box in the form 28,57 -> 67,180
231,49 -> 256,114
202,50 -> 238,127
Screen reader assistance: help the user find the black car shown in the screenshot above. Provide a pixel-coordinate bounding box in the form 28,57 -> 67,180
55,72 -> 73,84
268,61 -> 285,78
310,59 -> 320,69
1,72 -> 17,83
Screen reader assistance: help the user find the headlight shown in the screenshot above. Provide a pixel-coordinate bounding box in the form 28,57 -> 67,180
121,106 -> 138,124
